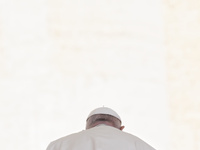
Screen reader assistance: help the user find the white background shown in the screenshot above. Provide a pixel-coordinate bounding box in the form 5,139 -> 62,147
0,0 -> 169,150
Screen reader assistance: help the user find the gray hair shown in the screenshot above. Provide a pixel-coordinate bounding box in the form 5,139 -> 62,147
86,114 -> 121,129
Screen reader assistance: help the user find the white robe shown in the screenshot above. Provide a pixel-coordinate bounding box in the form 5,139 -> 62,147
46,125 -> 156,150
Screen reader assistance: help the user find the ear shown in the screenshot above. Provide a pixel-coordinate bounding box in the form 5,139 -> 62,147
120,126 -> 125,131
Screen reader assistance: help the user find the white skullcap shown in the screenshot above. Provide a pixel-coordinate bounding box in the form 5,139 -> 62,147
87,107 -> 121,121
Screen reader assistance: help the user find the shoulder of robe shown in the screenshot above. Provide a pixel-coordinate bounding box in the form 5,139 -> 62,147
46,130 -> 85,150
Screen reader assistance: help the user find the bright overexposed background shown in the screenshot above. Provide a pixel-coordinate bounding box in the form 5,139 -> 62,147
0,0 -> 199,150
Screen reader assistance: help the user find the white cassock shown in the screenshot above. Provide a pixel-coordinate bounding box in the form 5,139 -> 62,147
46,125 -> 156,150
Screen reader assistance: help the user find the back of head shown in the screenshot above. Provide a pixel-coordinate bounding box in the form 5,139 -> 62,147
86,107 -> 123,130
